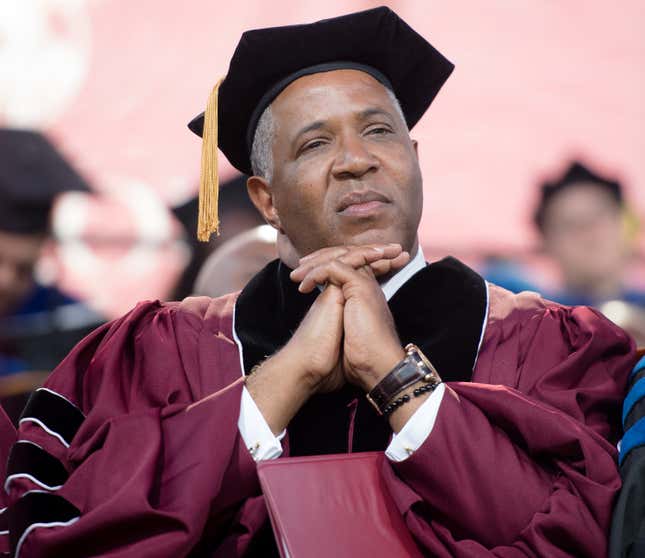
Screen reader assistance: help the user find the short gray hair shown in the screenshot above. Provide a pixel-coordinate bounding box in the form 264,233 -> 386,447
250,106 -> 275,181
249,88 -> 407,181
385,88 -> 407,132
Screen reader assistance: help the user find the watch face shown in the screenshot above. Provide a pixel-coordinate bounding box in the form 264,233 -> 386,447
409,344 -> 439,377
368,344 -> 441,415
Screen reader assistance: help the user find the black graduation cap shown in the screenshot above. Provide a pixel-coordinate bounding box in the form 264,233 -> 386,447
0,129 -> 90,235
187,6 -> 454,241
534,161 -> 623,231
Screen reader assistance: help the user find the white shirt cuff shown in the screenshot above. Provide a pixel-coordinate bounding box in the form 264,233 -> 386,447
238,386 -> 286,461
385,383 -> 445,462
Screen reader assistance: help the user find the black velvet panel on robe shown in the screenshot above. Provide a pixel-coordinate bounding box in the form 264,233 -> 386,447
234,256 -> 487,457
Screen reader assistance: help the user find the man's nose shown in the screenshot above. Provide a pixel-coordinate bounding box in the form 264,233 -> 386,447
332,134 -> 379,180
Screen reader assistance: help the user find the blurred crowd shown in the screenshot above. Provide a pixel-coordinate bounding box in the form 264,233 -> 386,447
484,160 -> 645,344
0,127 -> 643,424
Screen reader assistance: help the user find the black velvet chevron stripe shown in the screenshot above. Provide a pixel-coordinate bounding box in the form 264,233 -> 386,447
9,492 -> 80,554
6,442 -> 69,489
19,389 -> 84,446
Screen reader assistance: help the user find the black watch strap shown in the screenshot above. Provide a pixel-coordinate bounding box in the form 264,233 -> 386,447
366,344 -> 441,415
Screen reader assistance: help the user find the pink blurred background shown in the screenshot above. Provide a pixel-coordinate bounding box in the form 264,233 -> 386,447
1,0 -> 643,317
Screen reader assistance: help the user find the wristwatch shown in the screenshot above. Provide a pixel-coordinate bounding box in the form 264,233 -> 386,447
366,343 -> 441,415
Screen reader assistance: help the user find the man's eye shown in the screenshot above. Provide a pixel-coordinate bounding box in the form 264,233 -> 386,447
302,140 -> 325,152
367,126 -> 391,135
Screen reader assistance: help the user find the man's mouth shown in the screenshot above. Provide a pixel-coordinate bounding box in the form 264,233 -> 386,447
336,191 -> 390,216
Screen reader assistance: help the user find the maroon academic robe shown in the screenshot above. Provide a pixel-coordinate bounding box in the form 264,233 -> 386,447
4,258 -> 636,557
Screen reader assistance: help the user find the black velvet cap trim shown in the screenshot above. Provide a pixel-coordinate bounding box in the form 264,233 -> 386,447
9,492 -> 80,554
6,442 -> 69,489
19,389 -> 85,447
235,256 -> 487,456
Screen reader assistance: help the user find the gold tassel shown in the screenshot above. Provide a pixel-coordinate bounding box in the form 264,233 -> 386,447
197,78 -> 224,242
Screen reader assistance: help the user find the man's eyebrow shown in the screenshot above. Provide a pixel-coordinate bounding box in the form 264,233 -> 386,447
294,120 -> 326,141
292,108 -> 396,141
357,108 -> 395,121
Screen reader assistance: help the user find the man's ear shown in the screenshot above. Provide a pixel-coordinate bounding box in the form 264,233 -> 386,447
247,175 -> 283,232
411,139 -> 419,159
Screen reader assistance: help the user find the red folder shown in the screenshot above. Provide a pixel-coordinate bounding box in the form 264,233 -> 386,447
257,452 -> 423,558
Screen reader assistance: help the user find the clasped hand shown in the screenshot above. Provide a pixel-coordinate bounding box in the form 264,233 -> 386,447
287,243 -> 409,393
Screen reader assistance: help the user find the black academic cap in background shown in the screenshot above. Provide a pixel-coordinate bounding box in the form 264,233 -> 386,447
534,161 -> 623,231
169,174 -> 265,300
0,129 -> 90,235
171,174 -> 258,239
188,6 -> 454,175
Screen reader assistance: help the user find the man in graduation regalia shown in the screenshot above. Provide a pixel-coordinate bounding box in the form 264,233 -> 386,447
4,7 -> 637,557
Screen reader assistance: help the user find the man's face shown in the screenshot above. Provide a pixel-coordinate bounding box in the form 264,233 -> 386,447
267,69 -> 423,257
0,230 -> 44,315
541,183 -> 626,290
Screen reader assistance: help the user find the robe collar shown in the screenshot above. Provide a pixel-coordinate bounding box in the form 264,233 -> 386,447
234,255 -> 488,384
380,244 -> 427,301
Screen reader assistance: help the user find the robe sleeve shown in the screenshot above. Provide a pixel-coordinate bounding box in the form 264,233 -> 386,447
381,303 -> 636,557
5,301 -> 264,558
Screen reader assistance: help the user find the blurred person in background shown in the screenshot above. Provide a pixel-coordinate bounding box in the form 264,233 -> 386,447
535,161 -> 645,344
171,174 -> 265,299
193,224 -> 277,298
0,129 -> 103,420
192,226 -> 300,298
479,253 -> 540,295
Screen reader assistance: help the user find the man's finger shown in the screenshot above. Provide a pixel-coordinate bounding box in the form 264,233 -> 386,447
295,249 -> 384,287
368,251 -> 410,276
298,246 -> 349,263
291,244 -> 402,281
298,243 -> 401,266
296,248 -> 409,292
298,260 -> 373,293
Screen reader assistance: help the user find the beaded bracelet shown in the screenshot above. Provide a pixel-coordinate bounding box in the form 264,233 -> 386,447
382,382 -> 436,416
